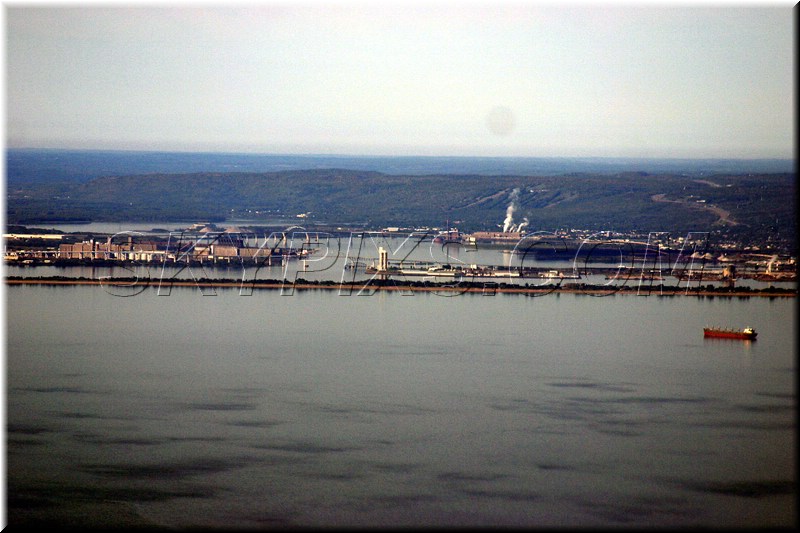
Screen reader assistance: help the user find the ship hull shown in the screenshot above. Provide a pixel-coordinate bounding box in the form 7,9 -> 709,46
703,328 -> 757,340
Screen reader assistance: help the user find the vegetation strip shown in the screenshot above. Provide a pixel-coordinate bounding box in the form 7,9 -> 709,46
5,277 -> 795,297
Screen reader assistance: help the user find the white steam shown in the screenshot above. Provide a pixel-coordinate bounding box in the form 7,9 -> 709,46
502,188 -> 521,232
502,204 -> 516,232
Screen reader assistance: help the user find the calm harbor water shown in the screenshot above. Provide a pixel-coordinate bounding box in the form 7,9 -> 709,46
5,284 -> 796,528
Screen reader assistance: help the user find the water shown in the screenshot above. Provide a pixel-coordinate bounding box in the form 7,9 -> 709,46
19,220 -> 299,234
5,285 -> 796,528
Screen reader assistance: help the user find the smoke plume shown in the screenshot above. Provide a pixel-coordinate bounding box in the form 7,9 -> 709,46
502,188 -> 520,232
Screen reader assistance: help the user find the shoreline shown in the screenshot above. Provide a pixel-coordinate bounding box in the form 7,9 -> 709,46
5,277 -> 796,297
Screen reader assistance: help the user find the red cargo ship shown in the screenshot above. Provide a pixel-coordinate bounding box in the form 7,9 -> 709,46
703,327 -> 757,340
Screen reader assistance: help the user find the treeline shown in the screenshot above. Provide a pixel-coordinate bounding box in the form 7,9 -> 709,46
5,276 -> 796,296
7,170 -> 795,251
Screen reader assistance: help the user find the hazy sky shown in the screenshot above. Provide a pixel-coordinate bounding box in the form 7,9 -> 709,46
4,1 -> 795,158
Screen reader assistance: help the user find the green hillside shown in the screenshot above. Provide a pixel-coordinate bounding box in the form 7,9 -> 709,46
6,170 -> 795,251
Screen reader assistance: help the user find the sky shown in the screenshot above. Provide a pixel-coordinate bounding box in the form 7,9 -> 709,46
3,1 -> 796,159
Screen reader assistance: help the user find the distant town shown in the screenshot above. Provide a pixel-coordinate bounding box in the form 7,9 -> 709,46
4,222 -> 796,286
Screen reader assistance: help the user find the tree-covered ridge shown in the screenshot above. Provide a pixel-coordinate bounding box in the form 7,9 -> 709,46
7,149 -> 795,186
6,169 -> 795,251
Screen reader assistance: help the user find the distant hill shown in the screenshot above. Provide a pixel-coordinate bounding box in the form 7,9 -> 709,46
5,148 -> 795,185
6,164 -> 795,252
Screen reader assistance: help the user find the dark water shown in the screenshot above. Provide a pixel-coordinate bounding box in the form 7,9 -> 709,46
5,285 -> 796,528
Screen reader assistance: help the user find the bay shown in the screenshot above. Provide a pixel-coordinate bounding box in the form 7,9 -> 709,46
5,285 -> 796,528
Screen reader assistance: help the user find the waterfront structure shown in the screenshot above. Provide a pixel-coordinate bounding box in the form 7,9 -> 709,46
4,233 -> 64,240
469,231 -> 525,242
49,237 -> 311,264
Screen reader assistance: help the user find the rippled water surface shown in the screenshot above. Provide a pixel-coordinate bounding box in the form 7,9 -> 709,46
6,285 -> 796,528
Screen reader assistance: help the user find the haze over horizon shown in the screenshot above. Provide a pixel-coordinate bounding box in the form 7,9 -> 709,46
5,1 -> 796,160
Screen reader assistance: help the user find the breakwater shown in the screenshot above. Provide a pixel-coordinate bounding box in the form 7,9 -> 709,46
5,276 -> 796,297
